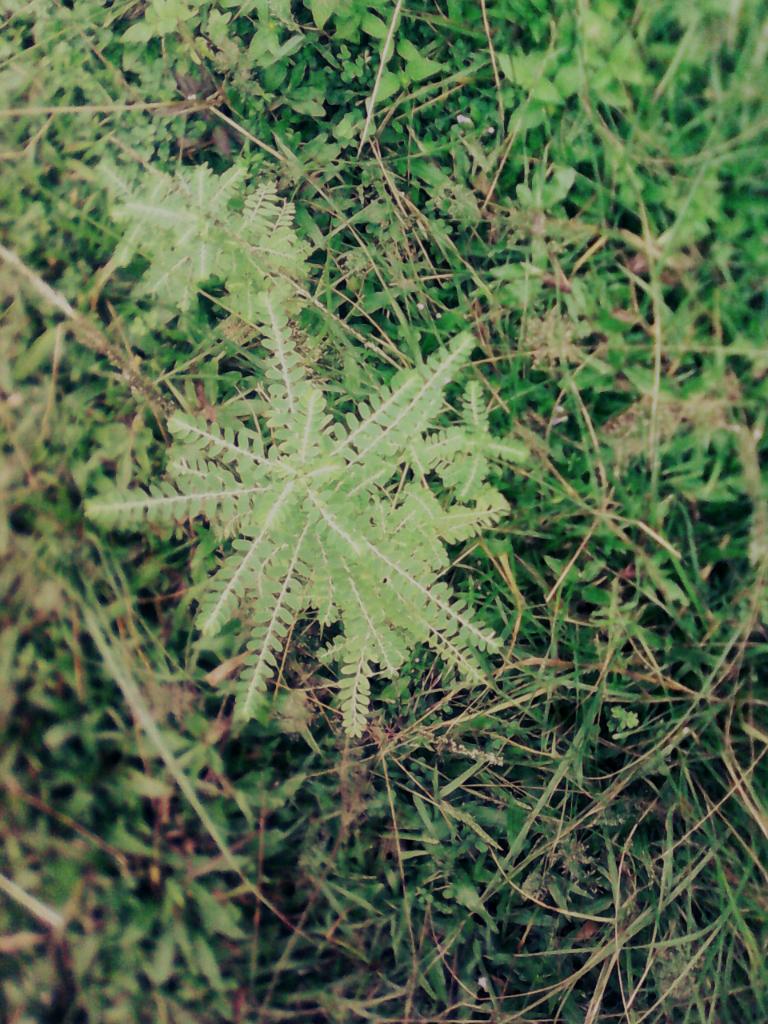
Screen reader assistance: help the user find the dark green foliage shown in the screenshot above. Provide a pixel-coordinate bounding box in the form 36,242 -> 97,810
2,1 -> 767,1022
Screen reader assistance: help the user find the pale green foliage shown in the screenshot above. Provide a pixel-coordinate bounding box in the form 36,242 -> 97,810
102,163 -> 308,314
121,0 -> 198,43
88,321 -> 525,735
609,706 -> 641,739
88,167 -> 526,736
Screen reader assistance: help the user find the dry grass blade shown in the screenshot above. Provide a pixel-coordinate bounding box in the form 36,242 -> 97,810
358,0 -> 404,156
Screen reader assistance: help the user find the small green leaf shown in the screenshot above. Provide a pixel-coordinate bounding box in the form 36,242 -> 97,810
367,69 -> 400,105
206,9 -> 230,45
405,55 -> 445,83
144,933 -> 176,986
122,21 -> 154,43
531,77 -> 563,105
193,934 -> 225,990
309,0 -> 339,29
123,769 -> 173,800
361,11 -> 388,38
545,166 -> 576,205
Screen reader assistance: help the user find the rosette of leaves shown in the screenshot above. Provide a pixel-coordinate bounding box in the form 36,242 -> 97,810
87,305 -> 526,736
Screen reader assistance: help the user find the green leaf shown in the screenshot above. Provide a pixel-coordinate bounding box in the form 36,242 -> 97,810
206,9 -> 231,45
498,50 -> 562,104
405,55 -> 445,83
309,0 -> 339,28
122,21 -> 155,43
369,69 -> 400,105
144,933 -> 176,986
193,934 -> 225,990
361,11 -> 388,38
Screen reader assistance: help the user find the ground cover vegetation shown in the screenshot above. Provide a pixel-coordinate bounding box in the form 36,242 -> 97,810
1,1 -> 767,1021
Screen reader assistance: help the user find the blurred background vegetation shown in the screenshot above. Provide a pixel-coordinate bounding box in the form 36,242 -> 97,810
1,1 -> 767,1021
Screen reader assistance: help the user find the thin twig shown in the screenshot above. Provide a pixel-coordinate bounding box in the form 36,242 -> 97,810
209,107 -> 283,161
0,872 -> 65,932
479,0 -> 505,127
358,0 -> 404,156
0,98 -> 219,118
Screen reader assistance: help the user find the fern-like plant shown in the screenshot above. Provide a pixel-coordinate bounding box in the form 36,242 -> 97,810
102,162 -> 308,315
88,165 -> 527,736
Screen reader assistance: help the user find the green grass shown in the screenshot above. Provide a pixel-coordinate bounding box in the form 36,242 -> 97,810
2,1 -> 768,1021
